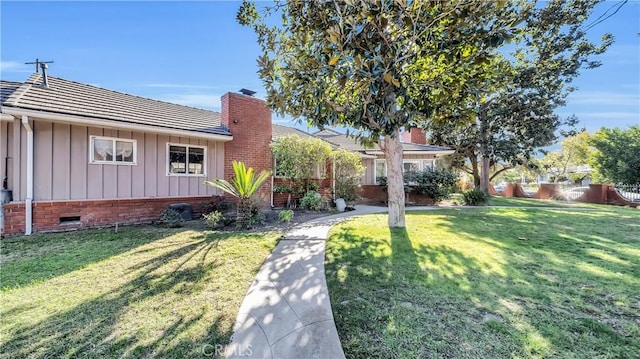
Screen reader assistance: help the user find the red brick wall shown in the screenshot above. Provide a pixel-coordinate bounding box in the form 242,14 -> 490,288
2,196 -> 212,236
221,92 -> 273,206
533,183 -> 561,199
409,128 -> 427,145
357,185 -> 434,205
272,178 -> 332,208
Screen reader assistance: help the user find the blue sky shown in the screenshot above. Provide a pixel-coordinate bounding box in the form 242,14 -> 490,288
1,1 -> 639,135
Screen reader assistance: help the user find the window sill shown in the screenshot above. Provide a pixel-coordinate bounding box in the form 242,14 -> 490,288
167,173 -> 207,177
89,161 -> 137,166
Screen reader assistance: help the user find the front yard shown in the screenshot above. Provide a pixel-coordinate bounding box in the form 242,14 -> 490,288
326,205 -> 640,358
0,226 -> 280,358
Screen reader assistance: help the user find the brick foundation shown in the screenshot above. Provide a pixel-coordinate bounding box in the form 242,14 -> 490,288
2,196 -> 213,236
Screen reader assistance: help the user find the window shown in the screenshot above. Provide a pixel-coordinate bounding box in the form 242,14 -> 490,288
90,136 -> 136,164
375,160 -> 386,184
167,144 -> 206,176
403,160 -> 420,174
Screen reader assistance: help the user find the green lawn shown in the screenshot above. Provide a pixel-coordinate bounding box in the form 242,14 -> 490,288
326,205 -> 640,358
0,226 -> 280,358
488,195 -> 593,208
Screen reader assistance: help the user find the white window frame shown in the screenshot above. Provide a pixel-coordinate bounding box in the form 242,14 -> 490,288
375,159 -> 387,184
422,159 -> 435,170
166,143 -> 207,177
402,160 -> 421,174
89,136 -> 137,165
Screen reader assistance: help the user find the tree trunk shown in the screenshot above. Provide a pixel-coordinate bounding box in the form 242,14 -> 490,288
385,130 -> 405,228
480,155 -> 491,192
471,157 -> 480,187
478,113 -> 490,192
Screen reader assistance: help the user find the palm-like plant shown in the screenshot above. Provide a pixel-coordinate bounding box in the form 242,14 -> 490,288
204,161 -> 270,227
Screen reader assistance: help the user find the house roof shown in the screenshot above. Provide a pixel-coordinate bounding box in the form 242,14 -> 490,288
313,130 -> 372,151
313,129 -> 454,155
2,73 -> 231,137
272,124 -> 315,140
0,80 -> 22,104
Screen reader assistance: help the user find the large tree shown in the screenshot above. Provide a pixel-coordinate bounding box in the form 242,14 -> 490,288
427,0 -> 613,190
589,126 -> 640,185
238,0 -> 523,227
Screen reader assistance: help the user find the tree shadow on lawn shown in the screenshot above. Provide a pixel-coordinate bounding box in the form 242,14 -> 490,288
1,230 -> 262,359
0,226 -> 179,289
326,208 -> 640,358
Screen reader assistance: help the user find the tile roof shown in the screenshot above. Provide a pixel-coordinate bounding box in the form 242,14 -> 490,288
313,130 -> 375,151
272,124 -> 316,140
0,80 -> 22,104
2,73 -> 230,136
313,130 -> 453,153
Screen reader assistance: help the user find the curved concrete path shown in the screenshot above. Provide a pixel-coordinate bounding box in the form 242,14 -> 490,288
225,204 -> 588,358
225,205 -> 391,359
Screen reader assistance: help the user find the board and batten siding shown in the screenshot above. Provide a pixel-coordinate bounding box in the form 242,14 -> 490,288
9,118 -> 224,201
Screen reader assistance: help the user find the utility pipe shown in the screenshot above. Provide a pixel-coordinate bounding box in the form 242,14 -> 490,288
21,115 -> 33,235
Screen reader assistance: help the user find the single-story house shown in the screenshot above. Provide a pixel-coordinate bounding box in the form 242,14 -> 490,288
269,125 -> 454,207
1,71 -> 453,236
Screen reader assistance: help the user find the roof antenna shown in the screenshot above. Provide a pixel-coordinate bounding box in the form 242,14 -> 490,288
25,58 -> 54,73
239,88 -> 256,96
25,58 -> 54,88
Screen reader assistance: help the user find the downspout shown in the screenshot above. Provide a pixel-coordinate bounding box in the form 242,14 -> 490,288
21,116 -> 33,235
331,157 -> 336,200
270,155 -> 275,208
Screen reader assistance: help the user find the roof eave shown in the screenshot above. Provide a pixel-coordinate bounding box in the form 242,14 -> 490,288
2,107 -> 233,141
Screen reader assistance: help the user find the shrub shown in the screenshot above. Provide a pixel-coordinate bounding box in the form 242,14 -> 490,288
333,149 -> 365,202
248,208 -> 266,226
200,196 -> 232,215
462,188 -> 490,206
376,176 -> 388,191
300,191 -> 323,211
278,209 -> 294,223
159,208 -> 184,228
412,168 -> 459,202
204,161 -> 270,228
334,178 -> 360,202
203,211 -> 225,228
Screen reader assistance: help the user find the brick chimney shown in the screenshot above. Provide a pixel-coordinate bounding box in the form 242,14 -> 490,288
409,128 -> 427,145
221,92 -> 273,204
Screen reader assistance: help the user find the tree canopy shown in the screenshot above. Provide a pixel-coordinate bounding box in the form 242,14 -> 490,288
239,0 -> 525,227
427,0 -> 613,190
238,0 -> 613,226
589,126 -> 640,185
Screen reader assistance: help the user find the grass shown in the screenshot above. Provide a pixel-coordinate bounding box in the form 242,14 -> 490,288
325,205 -> 640,358
0,225 -> 280,358
488,195 -> 593,208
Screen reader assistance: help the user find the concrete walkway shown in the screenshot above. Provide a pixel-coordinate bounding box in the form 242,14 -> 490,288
225,205 -> 391,359
225,204 -> 585,358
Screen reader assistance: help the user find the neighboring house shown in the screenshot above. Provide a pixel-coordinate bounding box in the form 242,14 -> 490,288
312,128 -> 454,205
1,71 -> 454,236
314,128 -> 454,184
269,126 -> 454,207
